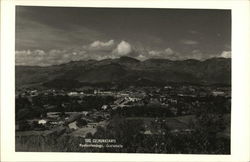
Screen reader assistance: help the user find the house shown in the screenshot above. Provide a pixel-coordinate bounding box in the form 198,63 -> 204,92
30,90 -> 38,96
47,111 -> 60,118
82,111 -> 89,116
68,121 -> 79,130
212,91 -> 225,96
144,130 -> 153,135
38,119 -> 47,125
68,92 -> 78,96
101,105 -> 108,110
48,120 -> 64,126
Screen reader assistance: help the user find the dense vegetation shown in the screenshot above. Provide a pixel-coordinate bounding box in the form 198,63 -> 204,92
15,86 -> 230,154
90,113 -> 230,153
112,105 -> 175,118
16,113 -> 230,154
15,95 -> 115,120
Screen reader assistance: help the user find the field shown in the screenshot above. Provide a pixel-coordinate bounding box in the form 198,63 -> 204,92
127,114 -> 230,138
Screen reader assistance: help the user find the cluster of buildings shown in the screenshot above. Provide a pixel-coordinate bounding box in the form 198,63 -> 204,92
16,84 -> 231,135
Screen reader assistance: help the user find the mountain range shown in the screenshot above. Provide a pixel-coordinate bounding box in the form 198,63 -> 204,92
15,56 -> 231,89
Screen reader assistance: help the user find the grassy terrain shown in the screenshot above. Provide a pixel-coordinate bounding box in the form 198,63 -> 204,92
127,114 -> 230,138
15,114 -> 230,152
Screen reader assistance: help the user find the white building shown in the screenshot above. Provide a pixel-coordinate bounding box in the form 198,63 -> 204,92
38,119 -> 47,125
212,91 -> 225,96
68,121 -> 78,130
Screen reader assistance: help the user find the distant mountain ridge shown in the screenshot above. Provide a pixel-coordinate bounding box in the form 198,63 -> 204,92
15,57 -> 231,89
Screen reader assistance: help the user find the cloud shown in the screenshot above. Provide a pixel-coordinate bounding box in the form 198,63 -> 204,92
136,54 -> 147,61
16,39 -> 119,66
181,39 -> 199,45
148,50 -> 161,57
164,48 -> 174,55
188,30 -> 200,35
146,48 -> 214,61
16,40 -> 226,66
15,49 -> 90,66
16,49 -> 50,66
180,49 -> 214,60
220,51 -> 231,58
187,49 -> 204,60
147,48 -> 176,59
90,40 -> 114,49
113,41 -> 132,56
16,16 -> 107,51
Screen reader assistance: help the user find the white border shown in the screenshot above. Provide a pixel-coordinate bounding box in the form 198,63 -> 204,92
1,0 -> 250,161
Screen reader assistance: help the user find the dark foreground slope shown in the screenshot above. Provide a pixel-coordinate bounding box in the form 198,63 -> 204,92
16,114 -> 230,153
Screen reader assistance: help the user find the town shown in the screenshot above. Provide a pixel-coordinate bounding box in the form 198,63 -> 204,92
15,84 -> 231,140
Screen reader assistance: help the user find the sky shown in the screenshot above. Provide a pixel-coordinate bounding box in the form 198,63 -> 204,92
15,6 -> 231,66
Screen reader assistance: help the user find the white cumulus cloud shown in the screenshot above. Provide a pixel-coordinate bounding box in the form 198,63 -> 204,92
90,40 -> 114,49
136,54 -> 147,61
114,41 -> 132,56
148,48 -> 176,59
164,48 -> 174,55
148,50 -> 161,56
220,51 -> 231,58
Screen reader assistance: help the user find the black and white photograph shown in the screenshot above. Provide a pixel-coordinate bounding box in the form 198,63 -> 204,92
14,6 -> 232,154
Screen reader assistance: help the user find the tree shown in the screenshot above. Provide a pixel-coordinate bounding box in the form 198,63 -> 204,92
76,119 -> 87,127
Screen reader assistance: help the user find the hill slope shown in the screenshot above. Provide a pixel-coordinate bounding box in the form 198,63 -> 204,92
15,57 -> 231,89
